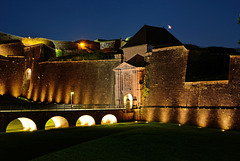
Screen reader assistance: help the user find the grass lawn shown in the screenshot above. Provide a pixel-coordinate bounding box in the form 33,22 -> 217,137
0,122 -> 240,161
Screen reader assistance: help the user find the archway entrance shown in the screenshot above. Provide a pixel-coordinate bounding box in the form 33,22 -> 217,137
22,68 -> 31,96
101,114 -> 117,125
45,116 -> 69,130
124,94 -> 133,110
6,117 -> 37,133
76,115 -> 95,126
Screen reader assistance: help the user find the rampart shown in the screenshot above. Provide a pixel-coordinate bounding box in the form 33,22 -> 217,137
0,42 -> 24,57
0,57 -> 25,97
144,46 -> 240,107
141,107 -> 240,130
28,59 -> 121,104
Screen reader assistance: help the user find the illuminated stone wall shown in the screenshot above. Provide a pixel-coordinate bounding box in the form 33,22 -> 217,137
0,58 -> 25,97
28,60 -> 121,104
141,107 -> 240,130
0,42 -> 24,57
144,46 -> 189,106
144,46 -> 240,107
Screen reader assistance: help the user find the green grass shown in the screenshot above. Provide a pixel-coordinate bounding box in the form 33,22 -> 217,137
0,122 -> 240,161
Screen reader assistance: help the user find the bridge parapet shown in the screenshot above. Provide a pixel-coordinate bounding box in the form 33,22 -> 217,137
0,109 -> 134,132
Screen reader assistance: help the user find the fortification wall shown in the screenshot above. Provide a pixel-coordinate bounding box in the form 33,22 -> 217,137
52,41 -> 78,50
144,46 -> 189,106
184,81 -> 234,107
144,46 -> 240,107
0,58 -> 25,97
0,42 -> 24,57
141,107 -> 240,130
28,60 -> 121,104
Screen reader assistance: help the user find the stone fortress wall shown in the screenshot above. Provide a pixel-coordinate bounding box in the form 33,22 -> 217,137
28,59 -> 120,104
1,27 -> 240,129
140,45 -> 240,130
144,46 -> 240,107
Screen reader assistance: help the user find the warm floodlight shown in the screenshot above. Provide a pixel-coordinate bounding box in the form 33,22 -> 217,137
77,115 -> 95,126
80,43 -> 84,47
101,114 -> 117,125
18,117 -> 37,131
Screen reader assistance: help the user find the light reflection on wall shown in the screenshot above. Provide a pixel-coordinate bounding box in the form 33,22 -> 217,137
101,114 -> 117,125
40,86 -> 47,102
159,108 -> 171,123
10,81 -> 22,97
55,87 -> 62,103
76,115 -> 95,126
33,86 -> 39,102
177,108 -> 189,124
47,84 -> 55,102
145,108 -> 154,122
143,107 -> 236,130
196,108 -> 210,127
218,109 -> 233,130
0,83 -> 6,95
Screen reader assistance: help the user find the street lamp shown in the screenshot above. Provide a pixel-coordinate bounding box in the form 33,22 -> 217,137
70,92 -> 74,108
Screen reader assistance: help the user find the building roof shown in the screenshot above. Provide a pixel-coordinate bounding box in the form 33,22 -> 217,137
123,25 -> 182,48
126,54 -> 145,67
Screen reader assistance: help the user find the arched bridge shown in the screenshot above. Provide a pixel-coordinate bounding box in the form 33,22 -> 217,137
0,109 -> 134,132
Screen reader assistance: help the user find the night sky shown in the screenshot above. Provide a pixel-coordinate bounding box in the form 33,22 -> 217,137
1,0 -> 239,48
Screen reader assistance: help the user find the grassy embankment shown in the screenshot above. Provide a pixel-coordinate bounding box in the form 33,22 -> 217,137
0,122 -> 240,161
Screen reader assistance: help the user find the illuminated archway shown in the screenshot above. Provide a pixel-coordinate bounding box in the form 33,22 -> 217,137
76,115 -> 95,126
45,116 -> 69,130
22,68 -> 31,96
124,94 -> 133,110
101,114 -> 117,125
6,117 -> 37,133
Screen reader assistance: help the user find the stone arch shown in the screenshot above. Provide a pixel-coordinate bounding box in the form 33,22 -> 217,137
22,68 -> 31,96
6,117 -> 37,133
45,116 -> 69,130
101,114 -> 118,125
76,115 -> 96,126
124,93 -> 133,110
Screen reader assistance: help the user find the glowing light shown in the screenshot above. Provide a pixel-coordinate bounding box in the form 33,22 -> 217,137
76,115 -> 95,126
159,108 -> 171,123
221,129 -> 225,132
80,43 -> 84,47
196,109 -> 210,128
218,109 -> 232,130
6,117 -> 37,133
124,94 -> 133,109
168,25 -> 172,29
21,37 -> 55,48
18,118 -> 37,131
101,114 -> 117,125
45,116 -> 69,130
177,108 -> 189,124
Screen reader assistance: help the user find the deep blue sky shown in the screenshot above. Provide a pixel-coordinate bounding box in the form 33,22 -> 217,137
1,0 -> 239,48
